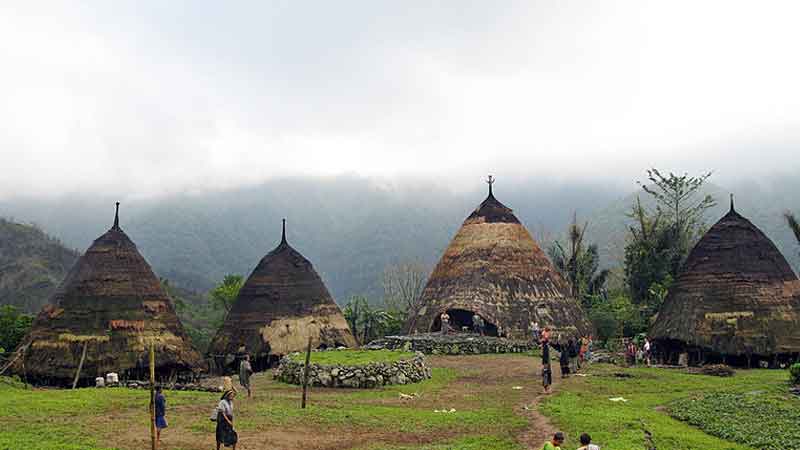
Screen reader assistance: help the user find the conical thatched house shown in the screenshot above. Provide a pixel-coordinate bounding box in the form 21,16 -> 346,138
650,197 -> 800,366
208,221 -> 356,372
408,178 -> 592,341
14,204 -> 203,385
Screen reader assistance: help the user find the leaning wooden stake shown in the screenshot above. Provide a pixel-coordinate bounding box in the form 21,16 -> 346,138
149,340 -> 156,450
301,336 -> 312,409
0,344 -> 27,377
71,341 -> 88,389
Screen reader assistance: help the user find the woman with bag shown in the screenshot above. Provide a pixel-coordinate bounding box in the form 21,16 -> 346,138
215,389 -> 238,449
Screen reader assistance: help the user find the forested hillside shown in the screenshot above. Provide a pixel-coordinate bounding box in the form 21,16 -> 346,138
0,176 -> 622,303
1,174 -> 797,307
0,218 -> 79,312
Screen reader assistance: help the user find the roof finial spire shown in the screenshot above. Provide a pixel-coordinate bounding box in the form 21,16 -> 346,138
281,218 -> 286,244
112,202 -> 120,230
730,193 -> 735,212
486,175 -> 495,196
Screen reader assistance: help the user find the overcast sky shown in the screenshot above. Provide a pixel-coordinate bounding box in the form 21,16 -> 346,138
2,1 -> 799,198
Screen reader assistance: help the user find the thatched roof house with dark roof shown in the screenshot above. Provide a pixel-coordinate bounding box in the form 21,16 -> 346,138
207,220 -> 356,372
408,178 -> 593,341
14,204 -> 203,385
650,197 -> 800,366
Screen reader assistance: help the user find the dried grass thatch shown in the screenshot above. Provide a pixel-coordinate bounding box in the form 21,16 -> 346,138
650,201 -> 800,363
207,221 -> 356,371
12,205 -> 203,384
408,183 -> 593,341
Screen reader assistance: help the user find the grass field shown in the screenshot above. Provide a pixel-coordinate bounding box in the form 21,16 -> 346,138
541,363 -> 799,450
1,356 -> 797,449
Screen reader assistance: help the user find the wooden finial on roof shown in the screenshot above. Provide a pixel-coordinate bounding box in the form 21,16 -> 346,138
281,218 -> 287,244
730,193 -> 735,212
113,202 -> 120,230
486,175 -> 495,196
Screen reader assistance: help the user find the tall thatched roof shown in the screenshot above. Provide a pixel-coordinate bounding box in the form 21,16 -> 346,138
15,204 -> 203,384
650,198 -> 800,358
408,179 -> 592,341
207,220 -> 356,369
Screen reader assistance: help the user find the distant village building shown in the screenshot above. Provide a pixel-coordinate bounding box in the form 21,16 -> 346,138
14,204 -> 203,385
408,177 -> 593,342
207,220 -> 356,372
650,197 -> 800,367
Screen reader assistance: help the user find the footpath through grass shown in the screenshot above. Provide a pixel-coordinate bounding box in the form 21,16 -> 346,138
540,364 -> 798,450
0,354 -> 533,450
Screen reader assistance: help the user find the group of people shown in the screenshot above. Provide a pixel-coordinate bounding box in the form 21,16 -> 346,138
534,322 -> 593,394
542,431 -> 600,450
625,337 -> 652,366
152,354 -> 254,449
438,311 -> 488,336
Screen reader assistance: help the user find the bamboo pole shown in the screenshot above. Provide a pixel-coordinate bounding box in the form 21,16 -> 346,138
149,341 -> 156,450
301,336 -> 312,409
71,341 -> 88,389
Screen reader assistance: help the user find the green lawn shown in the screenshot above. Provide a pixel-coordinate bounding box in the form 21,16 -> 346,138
540,364 -> 798,450
0,355 -> 530,450
288,349 -> 417,366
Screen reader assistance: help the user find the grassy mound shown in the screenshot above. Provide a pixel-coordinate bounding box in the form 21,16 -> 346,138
289,349 -> 416,366
669,392 -> 800,449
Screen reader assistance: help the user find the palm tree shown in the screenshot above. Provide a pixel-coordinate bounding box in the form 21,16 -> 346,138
548,213 -> 610,305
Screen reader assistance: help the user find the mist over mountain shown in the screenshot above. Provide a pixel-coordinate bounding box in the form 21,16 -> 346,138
1,176 -> 623,304
1,173 -> 797,308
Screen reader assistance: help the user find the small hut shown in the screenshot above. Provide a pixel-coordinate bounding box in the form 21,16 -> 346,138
207,220 -> 356,372
408,177 -> 593,341
650,197 -> 800,367
13,204 -> 203,385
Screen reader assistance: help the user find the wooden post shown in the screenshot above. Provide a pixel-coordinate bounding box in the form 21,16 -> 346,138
301,336 -> 312,409
149,340 -> 156,450
72,341 -> 88,389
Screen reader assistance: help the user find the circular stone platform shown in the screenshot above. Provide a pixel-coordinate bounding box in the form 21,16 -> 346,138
274,350 -> 431,388
364,333 -> 535,355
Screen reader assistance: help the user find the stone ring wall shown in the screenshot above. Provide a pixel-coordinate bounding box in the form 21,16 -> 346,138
274,352 -> 431,388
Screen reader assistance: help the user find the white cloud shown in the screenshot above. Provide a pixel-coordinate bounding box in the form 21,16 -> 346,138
1,1 -> 799,198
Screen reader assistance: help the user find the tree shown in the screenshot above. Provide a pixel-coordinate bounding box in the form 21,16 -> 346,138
638,169 -> 716,274
625,169 -> 715,314
786,212 -> 800,250
343,296 -> 400,344
0,305 -> 33,355
547,213 -> 609,307
381,262 -> 427,331
624,197 -> 674,309
209,274 -> 244,313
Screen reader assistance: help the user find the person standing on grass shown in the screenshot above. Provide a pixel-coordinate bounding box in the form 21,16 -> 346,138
559,342 -> 570,378
541,339 -> 552,394
577,433 -> 600,450
585,335 -> 593,362
216,389 -> 238,450
440,311 -> 450,335
541,431 -> 565,450
643,337 -> 652,366
579,335 -> 589,364
154,385 -> 167,449
568,338 -> 579,373
239,354 -> 254,398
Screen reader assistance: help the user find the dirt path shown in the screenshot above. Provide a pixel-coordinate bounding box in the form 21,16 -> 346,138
428,354 -> 559,450
96,354 -> 562,450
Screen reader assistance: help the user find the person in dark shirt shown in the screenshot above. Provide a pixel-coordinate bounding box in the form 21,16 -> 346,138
559,343 -> 570,378
541,340 -> 552,394
154,385 -> 167,448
